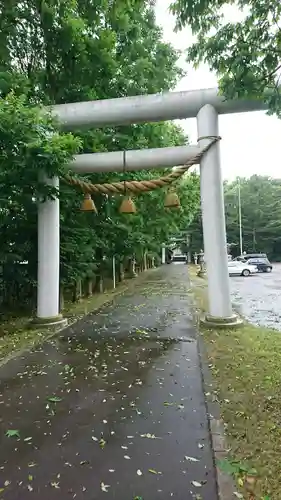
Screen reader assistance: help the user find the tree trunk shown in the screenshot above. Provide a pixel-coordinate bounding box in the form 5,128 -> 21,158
72,279 -> 82,302
118,261 -> 125,282
143,251 -> 148,271
59,285 -> 64,312
86,278 -> 93,297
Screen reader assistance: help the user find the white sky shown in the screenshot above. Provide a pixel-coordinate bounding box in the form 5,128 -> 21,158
155,1 -> 281,180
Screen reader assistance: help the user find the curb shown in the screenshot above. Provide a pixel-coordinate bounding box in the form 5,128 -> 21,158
197,331 -> 237,499
0,268 -> 158,369
188,274 -> 237,499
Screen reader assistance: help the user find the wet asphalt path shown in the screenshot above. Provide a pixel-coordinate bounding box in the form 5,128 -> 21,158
230,263 -> 281,330
0,265 -> 218,500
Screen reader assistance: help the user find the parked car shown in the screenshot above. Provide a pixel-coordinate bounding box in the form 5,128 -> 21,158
228,261 -> 258,277
245,257 -> 272,273
235,253 -> 267,261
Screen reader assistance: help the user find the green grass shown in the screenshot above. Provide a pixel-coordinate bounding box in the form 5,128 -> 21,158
189,266 -> 281,500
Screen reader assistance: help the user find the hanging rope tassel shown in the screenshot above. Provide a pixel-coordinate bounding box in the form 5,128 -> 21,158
119,150 -> 137,213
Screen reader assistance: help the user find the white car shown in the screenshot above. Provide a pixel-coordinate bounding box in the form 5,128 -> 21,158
228,261 -> 258,277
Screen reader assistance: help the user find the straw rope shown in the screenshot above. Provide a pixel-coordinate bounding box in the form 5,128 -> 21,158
64,136 -> 220,195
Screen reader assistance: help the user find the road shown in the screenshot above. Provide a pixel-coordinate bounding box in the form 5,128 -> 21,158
0,265 -> 218,500
230,263 -> 281,330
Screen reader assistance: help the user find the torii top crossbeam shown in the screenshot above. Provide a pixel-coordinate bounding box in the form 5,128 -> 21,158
52,87 -> 267,130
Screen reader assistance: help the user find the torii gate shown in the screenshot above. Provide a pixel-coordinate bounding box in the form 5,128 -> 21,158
36,88 -> 267,328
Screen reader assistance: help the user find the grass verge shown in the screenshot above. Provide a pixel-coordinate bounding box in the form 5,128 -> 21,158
189,266 -> 281,500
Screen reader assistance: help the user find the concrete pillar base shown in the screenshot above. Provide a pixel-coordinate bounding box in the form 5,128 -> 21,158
30,314 -> 68,330
200,313 -> 243,329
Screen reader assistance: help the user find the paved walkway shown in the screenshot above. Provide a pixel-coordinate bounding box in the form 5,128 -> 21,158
0,265 -> 218,499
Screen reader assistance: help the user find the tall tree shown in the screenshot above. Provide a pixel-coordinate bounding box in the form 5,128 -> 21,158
224,176 -> 281,259
0,0 -> 201,310
188,175 -> 281,260
170,0 -> 281,115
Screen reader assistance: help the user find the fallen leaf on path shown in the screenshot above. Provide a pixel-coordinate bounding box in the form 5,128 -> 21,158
6,430 -> 20,438
50,482 -> 60,489
140,433 -> 159,439
99,438 -> 106,449
191,481 -> 202,487
101,482 -> 110,492
184,456 -> 199,462
48,396 -> 62,403
148,468 -> 162,475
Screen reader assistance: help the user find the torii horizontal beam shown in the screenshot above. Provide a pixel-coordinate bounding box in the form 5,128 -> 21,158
52,87 -> 268,130
69,144 -> 202,173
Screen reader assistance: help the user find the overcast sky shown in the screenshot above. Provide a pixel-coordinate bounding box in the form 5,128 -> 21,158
155,1 -> 281,180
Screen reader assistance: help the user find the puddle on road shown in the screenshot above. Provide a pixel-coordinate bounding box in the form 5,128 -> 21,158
230,266 -> 281,331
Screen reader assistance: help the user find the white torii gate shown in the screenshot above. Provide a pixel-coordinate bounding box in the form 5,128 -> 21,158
37,87 -> 267,327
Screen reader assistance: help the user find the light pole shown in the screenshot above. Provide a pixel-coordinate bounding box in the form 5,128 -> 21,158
237,177 -> 243,256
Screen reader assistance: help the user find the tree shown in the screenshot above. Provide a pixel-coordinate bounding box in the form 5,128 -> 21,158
0,92 -> 80,308
0,0 -> 201,311
224,176 -> 281,259
170,0 -> 281,115
186,175 -> 281,260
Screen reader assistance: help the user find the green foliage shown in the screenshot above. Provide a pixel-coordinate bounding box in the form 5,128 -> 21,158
0,0 -> 200,311
170,0 -> 281,115
0,92 -> 80,307
188,175 -> 281,260
225,176 -> 281,259
0,92 -> 80,203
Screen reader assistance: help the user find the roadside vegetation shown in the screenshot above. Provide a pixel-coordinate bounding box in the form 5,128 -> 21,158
189,266 -> 281,500
0,1 -> 199,361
